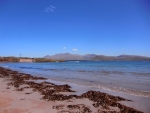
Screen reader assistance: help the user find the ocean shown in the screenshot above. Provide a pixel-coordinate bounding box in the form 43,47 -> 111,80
0,61 -> 150,97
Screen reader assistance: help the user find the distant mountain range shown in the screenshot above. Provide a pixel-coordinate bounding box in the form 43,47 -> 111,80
44,53 -> 150,61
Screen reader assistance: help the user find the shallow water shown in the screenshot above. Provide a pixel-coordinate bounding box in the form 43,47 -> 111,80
0,61 -> 150,97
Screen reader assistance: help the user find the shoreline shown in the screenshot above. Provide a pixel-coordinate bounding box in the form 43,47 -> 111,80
35,78 -> 150,113
0,67 -> 147,113
1,62 -> 150,99
40,77 -> 150,98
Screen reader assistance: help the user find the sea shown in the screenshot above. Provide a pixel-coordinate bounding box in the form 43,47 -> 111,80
0,61 -> 150,98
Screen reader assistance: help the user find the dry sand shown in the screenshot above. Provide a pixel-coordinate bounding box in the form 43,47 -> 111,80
0,77 -> 119,113
0,78 -> 58,113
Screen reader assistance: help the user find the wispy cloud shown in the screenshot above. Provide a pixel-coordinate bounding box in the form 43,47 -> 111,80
72,48 -> 78,51
50,5 -> 56,9
45,5 -> 56,12
63,47 -> 66,49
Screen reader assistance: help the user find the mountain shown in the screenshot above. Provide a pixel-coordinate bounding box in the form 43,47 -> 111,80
91,55 -> 116,61
44,53 -> 150,61
83,54 -> 97,60
91,55 -> 150,61
44,53 -> 83,60
116,55 -> 150,61
44,53 -> 96,60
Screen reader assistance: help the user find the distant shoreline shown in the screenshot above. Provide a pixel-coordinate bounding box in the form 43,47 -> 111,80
1,54 -> 150,62
0,57 -> 65,63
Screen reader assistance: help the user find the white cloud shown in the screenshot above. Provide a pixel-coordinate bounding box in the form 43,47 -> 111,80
63,47 -> 66,49
72,48 -> 78,51
45,5 -> 56,12
50,5 -> 56,9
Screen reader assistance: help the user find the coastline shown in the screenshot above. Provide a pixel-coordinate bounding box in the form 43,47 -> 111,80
0,67 -> 148,113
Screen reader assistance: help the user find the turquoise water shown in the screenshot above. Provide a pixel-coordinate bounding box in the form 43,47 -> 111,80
0,61 -> 150,97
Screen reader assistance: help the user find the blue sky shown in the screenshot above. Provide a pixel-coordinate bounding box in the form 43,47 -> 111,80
0,0 -> 150,57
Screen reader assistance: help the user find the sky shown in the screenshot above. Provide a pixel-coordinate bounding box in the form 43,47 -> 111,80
0,0 -> 150,57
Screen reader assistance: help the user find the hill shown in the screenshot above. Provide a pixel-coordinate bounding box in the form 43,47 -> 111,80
44,53 -> 150,61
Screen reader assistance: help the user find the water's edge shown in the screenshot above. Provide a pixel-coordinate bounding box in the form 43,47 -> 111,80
0,61 -> 150,98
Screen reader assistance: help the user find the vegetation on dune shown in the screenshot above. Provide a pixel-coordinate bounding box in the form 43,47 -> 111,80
0,57 -> 65,62
0,57 -> 20,62
34,58 -> 65,62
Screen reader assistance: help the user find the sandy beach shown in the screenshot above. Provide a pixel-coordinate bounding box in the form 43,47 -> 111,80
0,67 -> 148,113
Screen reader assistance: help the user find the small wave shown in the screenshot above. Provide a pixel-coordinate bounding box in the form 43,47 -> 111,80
43,69 -> 58,71
129,72 -> 150,76
20,67 -> 33,69
100,70 -> 124,75
20,67 -> 43,70
94,85 -> 150,98
2,66 -> 9,68
67,61 -> 80,63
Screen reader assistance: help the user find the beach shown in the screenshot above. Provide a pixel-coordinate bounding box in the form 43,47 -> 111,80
1,0 -> 150,112
0,66 -> 149,113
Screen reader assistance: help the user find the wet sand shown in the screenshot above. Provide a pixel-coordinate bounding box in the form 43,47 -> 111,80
0,67 -> 145,113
